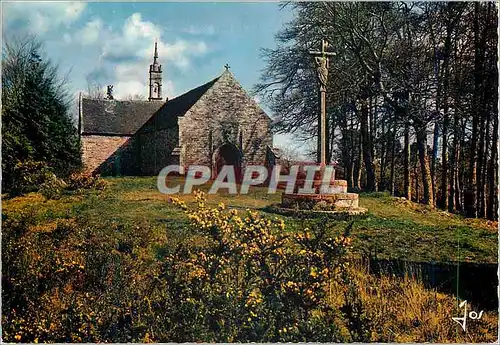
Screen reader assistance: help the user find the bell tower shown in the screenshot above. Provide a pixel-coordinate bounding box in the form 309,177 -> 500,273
149,41 -> 162,101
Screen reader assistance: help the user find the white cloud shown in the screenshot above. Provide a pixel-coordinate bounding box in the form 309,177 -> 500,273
77,18 -> 103,45
82,12 -> 208,99
4,2 -> 86,34
124,13 -> 160,39
113,79 -> 175,100
113,81 -> 146,99
162,80 -> 175,99
101,13 -> 161,60
76,12 -> 207,70
62,2 -> 87,24
141,40 -> 208,69
115,62 -> 146,83
112,60 -> 176,99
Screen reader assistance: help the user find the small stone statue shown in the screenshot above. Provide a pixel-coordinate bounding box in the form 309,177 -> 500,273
309,39 -> 335,92
314,56 -> 329,91
107,85 -> 114,100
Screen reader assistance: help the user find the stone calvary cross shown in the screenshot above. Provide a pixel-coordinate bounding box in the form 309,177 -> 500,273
309,39 -> 335,166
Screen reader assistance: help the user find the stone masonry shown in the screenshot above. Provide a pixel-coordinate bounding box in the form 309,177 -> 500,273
79,44 -> 276,176
178,70 -> 272,169
79,71 -> 275,176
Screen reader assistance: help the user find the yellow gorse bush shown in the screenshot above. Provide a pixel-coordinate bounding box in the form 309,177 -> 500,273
166,190 -> 353,341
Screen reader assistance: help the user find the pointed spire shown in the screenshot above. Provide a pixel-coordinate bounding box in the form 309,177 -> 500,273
153,40 -> 158,64
149,40 -> 162,101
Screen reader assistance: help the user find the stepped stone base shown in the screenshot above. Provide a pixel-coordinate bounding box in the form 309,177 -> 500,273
277,178 -> 348,193
273,179 -> 367,218
281,192 -> 360,209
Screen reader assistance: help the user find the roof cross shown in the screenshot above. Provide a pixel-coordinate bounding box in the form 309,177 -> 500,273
224,63 -> 230,71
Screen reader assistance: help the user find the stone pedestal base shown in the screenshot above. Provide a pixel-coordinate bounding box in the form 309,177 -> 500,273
281,192 -> 360,210
271,179 -> 367,218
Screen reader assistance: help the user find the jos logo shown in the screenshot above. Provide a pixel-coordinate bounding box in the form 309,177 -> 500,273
451,300 -> 484,332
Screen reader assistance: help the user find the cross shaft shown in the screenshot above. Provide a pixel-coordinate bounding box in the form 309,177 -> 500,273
308,39 -> 335,166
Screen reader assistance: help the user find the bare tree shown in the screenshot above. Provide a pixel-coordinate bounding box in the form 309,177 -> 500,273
85,80 -> 106,100
275,145 -> 301,170
123,93 -> 146,101
256,2 -> 497,216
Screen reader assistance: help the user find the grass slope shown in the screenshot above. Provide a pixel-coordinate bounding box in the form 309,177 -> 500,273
3,176 -> 497,264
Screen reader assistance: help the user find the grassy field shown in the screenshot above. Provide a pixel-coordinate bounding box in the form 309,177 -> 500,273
3,176 -> 498,342
3,176 -> 497,264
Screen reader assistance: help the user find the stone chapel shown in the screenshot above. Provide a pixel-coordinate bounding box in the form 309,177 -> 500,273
79,43 -> 279,177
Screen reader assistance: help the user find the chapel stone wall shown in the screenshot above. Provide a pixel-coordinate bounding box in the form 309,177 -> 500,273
81,135 -> 138,175
178,72 -> 272,169
136,127 -> 179,175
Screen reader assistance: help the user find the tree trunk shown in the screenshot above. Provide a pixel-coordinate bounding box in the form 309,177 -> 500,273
450,24 -> 461,213
355,148 -> 362,191
458,119 -> 467,212
416,124 -> 434,206
487,112 -> 498,220
431,122 -> 439,204
414,160 -> 419,203
476,105 -> 488,217
403,122 -> 411,200
389,125 -> 396,196
344,126 -> 354,189
360,98 -> 377,191
380,117 -> 387,191
466,2 -> 485,217
440,116 -> 449,210
346,161 -> 353,191
440,16 -> 453,210
449,111 -> 460,213
370,96 -> 376,161
479,113 -> 490,218
355,122 -> 362,191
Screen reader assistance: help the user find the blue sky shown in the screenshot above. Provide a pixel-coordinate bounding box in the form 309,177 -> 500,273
3,1 -> 303,151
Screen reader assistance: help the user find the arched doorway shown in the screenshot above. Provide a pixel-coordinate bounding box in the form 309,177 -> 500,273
213,143 -> 243,182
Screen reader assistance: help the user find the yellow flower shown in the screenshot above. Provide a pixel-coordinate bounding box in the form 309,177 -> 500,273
277,219 -> 286,231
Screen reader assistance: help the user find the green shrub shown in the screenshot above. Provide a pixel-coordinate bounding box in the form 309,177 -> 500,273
9,160 -> 57,196
65,171 -> 107,192
40,175 -> 67,200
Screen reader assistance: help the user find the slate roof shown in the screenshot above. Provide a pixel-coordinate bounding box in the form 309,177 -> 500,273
80,98 -> 164,135
80,76 -> 220,135
141,76 -> 220,130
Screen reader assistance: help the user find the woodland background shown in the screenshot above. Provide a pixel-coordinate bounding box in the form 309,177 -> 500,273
256,2 -> 498,219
